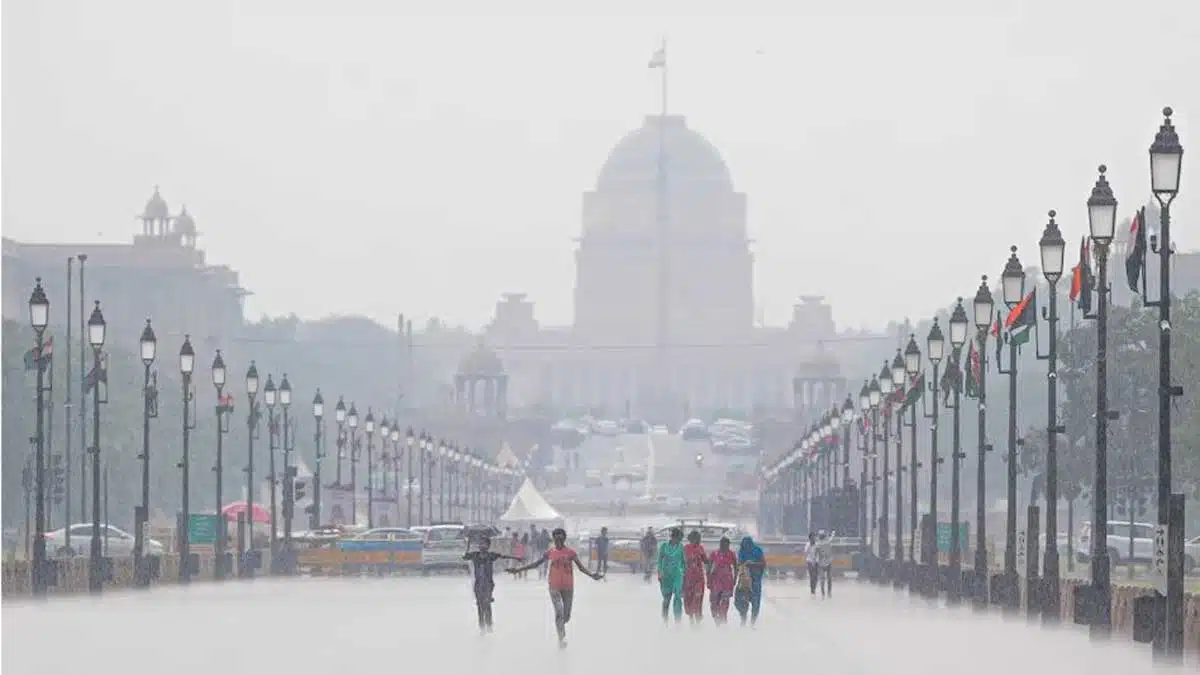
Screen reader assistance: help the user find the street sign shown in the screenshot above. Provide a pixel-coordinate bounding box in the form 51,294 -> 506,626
1152,524 -> 1168,595
935,522 -> 970,553
1015,530 -> 1027,578
187,514 -> 220,546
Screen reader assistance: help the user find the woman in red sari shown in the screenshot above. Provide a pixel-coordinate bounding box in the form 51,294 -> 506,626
682,530 -> 708,622
707,536 -> 736,624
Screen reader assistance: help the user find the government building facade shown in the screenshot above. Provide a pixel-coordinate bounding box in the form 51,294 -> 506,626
475,114 -> 848,422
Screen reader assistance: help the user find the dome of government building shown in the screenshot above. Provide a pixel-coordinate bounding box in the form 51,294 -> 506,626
595,115 -> 733,192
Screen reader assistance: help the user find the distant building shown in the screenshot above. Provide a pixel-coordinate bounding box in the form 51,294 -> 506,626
480,114 -> 852,421
2,187 -> 247,351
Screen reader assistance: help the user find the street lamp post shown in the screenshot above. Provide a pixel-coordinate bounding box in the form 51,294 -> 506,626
878,362 -> 894,569
243,363 -> 260,578
311,391 -> 324,529
419,435 -> 430,525
347,404 -> 359,525
1086,165 -> 1117,633
278,375 -> 294,573
263,375 -> 278,564
134,319 -> 157,589
178,335 -> 196,585
439,442 -> 449,522
890,350 -> 907,573
428,440 -> 438,522
365,410 -> 376,528
86,302 -> 107,593
390,428 -> 401,521
380,417 -> 391,524
842,396 -> 854,489
997,246 -> 1027,610
858,384 -> 870,549
29,280 -> 50,596
948,299 -> 971,603
868,376 -> 881,563
1037,211 -> 1067,620
1149,107 -> 1185,658
972,276 -> 995,605
212,350 -> 230,580
904,335 -> 922,567
334,396 -> 347,487
405,428 -> 415,526
924,318 -> 945,591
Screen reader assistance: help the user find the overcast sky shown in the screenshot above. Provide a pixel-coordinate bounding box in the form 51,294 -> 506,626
4,0 -> 1197,332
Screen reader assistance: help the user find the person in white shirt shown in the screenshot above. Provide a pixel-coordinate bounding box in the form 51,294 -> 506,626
803,532 -> 819,595
815,530 -> 835,597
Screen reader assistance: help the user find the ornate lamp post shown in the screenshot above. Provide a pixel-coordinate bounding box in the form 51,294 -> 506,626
997,245 -> 1027,610
334,396 -> 347,486
858,383 -> 870,549
922,318 -> 945,591
86,302 -> 107,593
133,319 -> 157,588
1037,210 -> 1066,619
364,410 -> 376,528
971,277 -> 994,604
212,350 -> 230,580
390,427 -> 402,522
438,441 -> 449,521
877,362 -> 894,568
243,363 -> 260,577
29,280 -> 51,596
178,336 -> 196,584
311,391 -> 324,529
867,375 -> 881,561
379,416 -> 391,523
1149,108 -> 1185,658
903,335 -> 922,566
890,349 -> 907,571
278,374 -> 294,572
1085,165 -> 1117,632
948,299 -> 970,602
346,403 -> 359,525
405,428 -> 415,526
263,375 -> 278,561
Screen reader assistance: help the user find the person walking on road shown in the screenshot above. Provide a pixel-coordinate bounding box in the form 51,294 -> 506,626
657,527 -> 685,623
804,532 -> 819,595
594,526 -> 610,576
733,535 -> 766,626
682,530 -> 708,622
508,527 -> 603,647
640,527 -> 658,582
708,536 -> 737,624
815,530 -> 834,597
463,536 -> 522,632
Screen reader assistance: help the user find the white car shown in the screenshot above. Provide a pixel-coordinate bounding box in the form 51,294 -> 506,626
420,523 -> 468,571
44,523 -> 165,558
1076,521 -> 1155,565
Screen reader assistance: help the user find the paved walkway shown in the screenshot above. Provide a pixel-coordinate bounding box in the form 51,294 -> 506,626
2,575 -> 1156,674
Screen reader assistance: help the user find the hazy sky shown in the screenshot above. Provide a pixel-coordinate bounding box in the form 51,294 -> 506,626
4,0 -> 1197,332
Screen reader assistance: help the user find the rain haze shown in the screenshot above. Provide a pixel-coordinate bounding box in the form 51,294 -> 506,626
4,0 -> 1197,329
3,1 -> 1199,673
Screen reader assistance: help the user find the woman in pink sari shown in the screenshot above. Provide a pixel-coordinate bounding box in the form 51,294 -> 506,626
682,530 -> 708,622
707,536 -> 736,624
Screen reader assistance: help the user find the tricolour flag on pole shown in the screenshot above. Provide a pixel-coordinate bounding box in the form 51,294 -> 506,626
648,43 -> 666,69
1004,290 -> 1037,347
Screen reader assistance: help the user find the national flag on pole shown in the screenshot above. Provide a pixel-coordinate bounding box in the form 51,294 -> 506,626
1004,290 -> 1037,346
23,335 -> 54,371
941,347 -> 963,405
902,373 -> 924,410
648,42 -> 666,69
964,338 -> 982,399
1125,206 -> 1147,294
1070,236 -> 1094,314
84,353 -> 108,392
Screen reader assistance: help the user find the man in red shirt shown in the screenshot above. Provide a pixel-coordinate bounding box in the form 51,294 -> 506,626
509,527 -> 603,646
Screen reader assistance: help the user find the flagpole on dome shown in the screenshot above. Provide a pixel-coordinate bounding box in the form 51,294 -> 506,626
648,37 -> 671,421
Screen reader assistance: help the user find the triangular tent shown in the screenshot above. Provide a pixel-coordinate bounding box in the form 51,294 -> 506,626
499,478 -> 563,525
496,442 -> 520,470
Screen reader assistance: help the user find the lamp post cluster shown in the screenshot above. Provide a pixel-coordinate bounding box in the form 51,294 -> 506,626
18,291 -> 518,595
320,406 -> 522,529
758,109 -> 1184,657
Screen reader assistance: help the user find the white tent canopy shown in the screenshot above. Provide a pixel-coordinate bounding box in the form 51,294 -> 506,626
495,442 -> 521,470
499,478 -> 564,525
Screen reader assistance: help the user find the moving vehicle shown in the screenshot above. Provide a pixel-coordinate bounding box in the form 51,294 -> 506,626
680,419 -> 710,441
421,523 -> 470,572
1076,521 -> 1155,565
44,524 -> 165,558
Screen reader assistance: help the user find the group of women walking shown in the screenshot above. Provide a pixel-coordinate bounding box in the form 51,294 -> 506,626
655,528 -> 765,626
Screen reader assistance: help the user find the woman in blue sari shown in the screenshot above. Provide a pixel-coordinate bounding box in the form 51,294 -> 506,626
734,536 -> 766,625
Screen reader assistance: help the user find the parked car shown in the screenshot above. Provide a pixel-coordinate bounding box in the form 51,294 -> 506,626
420,523 -> 469,572
1076,521 -> 1155,566
44,523 -> 165,558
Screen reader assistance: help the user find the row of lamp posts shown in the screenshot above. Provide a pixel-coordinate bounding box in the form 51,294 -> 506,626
761,108 -> 1185,660
23,288 -> 522,595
